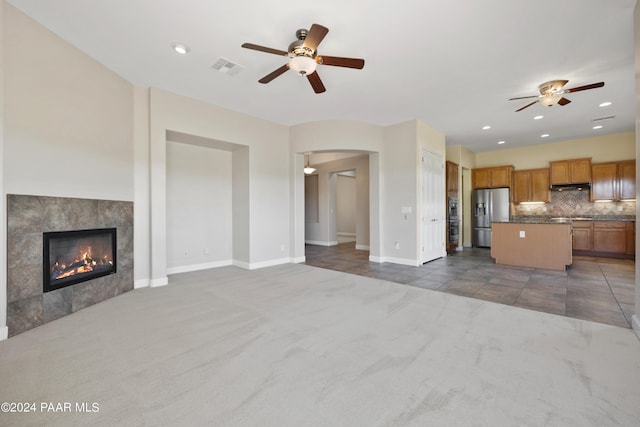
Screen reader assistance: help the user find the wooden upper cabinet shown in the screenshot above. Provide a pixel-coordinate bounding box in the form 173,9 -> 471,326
472,165 -> 513,189
446,161 -> 459,196
618,160 -> 636,200
512,170 -> 530,203
512,168 -> 550,203
591,160 -> 636,201
530,168 -> 551,202
549,158 -> 591,185
550,161 -> 570,185
490,166 -> 513,188
591,162 -> 617,201
570,158 -> 592,183
472,168 -> 491,189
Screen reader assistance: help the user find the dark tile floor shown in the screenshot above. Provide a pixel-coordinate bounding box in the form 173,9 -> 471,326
305,243 -> 636,328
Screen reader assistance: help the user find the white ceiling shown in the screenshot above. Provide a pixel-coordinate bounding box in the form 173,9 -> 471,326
7,0 -> 637,153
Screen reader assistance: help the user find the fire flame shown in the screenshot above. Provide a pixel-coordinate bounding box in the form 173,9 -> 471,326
51,245 -> 113,280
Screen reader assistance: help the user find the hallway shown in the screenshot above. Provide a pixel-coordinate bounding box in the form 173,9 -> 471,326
305,243 -> 635,328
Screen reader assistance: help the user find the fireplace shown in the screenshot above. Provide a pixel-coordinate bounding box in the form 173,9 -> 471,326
43,228 -> 117,293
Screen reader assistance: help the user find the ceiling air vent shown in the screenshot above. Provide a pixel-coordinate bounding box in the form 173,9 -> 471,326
210,57 -> 244,76
592,115 -> 615,122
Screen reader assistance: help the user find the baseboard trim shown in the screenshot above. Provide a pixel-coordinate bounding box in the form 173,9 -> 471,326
384,256 -> 422,267
305,240 -> 338,246
355,244 -> 370,251
337,232 -> 356,237
233,257 -> 292,270
632,315 -> 640,342
167,260 -> 233,275
292,256 -> 306,263
0,326 -> 8,341
150,277 -> 169,287
134,278 -> 150,289
368,255 -> 420,267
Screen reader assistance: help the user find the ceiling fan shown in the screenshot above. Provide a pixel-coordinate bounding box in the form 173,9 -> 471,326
509,80 -> 604,112
241,24 -> 365,94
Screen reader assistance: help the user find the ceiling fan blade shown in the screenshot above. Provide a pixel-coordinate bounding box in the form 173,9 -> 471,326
241,43 -> 288,56
557,97 -> 571,106
303,24 -> 329,51
508,95 -> 540,101
258,64 -> 289,84
563,82 -> 605,93
317,55 -> 365,69
515,100 -> 539,112
307,71 -> 326,94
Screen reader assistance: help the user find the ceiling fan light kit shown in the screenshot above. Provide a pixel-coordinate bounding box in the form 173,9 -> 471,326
242,23 -> 365,93
288,56 -> 317,76
509,79 -> 604,112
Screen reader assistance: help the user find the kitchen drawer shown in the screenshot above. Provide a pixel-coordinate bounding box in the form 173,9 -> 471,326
593,221 -> 626,229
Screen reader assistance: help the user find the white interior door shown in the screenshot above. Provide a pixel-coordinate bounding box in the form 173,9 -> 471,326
422,149 -> 445,263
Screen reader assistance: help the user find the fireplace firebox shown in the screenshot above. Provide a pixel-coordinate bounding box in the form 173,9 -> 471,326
43,228 -> 117,292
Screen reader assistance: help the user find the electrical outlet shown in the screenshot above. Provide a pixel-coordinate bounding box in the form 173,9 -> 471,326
203,248 -> 209,255
394,241 -> 400,250
519,231 -> 525,238
280,244 -> 285,252
184,251 -> 188,257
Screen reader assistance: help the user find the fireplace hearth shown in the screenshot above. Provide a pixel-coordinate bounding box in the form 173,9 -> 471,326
43,228 -> 117,292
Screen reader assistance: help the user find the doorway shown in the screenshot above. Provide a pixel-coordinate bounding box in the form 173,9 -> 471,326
303,153 -> 370,252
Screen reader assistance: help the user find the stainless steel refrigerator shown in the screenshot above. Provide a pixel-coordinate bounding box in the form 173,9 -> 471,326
472,187 -> 510,247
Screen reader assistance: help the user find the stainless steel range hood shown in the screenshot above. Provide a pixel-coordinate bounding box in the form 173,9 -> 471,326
550,183 -> 591,191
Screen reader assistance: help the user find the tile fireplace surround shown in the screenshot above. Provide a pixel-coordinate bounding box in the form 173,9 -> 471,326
6,194 -> 133,337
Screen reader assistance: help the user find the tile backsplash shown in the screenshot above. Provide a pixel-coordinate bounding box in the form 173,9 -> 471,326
514,190 -> 636,216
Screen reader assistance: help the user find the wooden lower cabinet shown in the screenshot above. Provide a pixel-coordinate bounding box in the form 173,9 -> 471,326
572,221 -> 593,251
572,220 -> 635,258
627,222 -> 635,255
593,222 -> 626,253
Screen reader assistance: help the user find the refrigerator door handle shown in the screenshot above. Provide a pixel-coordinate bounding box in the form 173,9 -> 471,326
489,191 -> 493,223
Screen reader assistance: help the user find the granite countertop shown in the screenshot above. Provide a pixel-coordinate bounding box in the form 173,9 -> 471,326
509,215 -> 636,224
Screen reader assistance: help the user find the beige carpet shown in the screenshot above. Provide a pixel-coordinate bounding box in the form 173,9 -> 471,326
1,264 -> 639,426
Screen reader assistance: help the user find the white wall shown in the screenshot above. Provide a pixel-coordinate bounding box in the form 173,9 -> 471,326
336,174 -> 356,236
0,1 -> 5,339
149,88 -> 290,282
381,121 -> 419,263
3,4 -> 133,201
2,4 -> 134,336
633,0 -> 640,338
166,141 -> 232,272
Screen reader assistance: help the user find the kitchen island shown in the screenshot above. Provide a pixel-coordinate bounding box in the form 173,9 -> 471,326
491,222 -> 572,271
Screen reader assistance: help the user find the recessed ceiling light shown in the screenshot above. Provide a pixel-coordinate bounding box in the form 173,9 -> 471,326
593,125 -> 603,130
541,134 -> 549,138
171,42 -> 190,54
482,125 -> 491,130
599,102 -> 612,107
533,115 -> 544,120
498,141 -> 505,145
